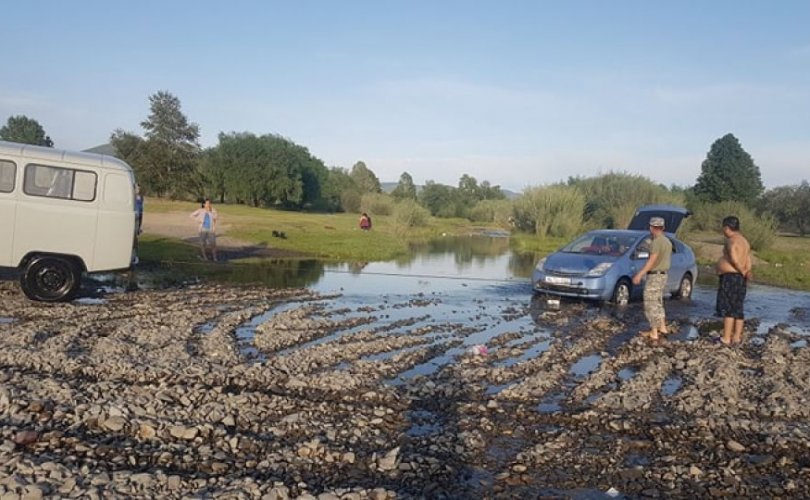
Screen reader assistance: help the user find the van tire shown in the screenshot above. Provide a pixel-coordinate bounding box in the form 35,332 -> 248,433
20,256 -> 81,302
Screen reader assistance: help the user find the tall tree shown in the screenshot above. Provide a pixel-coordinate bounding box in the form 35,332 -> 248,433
111,91 -> 201,198
693,133 -> 764,206
140,91 -> 201,197
391,171 -> 417,200
0,115 -> 54,147
350,161 -> 381,193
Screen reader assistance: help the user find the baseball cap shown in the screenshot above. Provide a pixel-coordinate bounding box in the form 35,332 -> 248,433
649,216 -> 665,227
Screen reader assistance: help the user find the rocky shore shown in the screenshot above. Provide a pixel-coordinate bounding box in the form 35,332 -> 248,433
2,281 -> 810,498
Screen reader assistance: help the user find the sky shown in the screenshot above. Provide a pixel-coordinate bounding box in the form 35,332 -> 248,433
2,1 -> 809,192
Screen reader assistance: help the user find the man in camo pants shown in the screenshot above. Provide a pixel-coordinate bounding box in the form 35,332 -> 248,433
632,217 -> 673,342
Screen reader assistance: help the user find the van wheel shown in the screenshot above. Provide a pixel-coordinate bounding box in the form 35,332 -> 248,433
675,273 -> 693,300
612,279 -> 632,306
20,256 -> 81,302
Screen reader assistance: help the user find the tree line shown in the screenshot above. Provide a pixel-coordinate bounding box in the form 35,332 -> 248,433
2,94 -> 809,235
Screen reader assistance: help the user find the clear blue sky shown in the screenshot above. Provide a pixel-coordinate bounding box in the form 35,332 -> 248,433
2,1 -> 808,191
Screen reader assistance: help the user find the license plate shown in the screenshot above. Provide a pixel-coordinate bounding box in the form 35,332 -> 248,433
547,298 -> 561,308
544,276 -> 570,285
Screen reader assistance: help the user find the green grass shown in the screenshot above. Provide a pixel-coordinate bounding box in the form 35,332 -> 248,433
138,234 -> 199,263
142,198 -> 500,262
509,232 -> 568,256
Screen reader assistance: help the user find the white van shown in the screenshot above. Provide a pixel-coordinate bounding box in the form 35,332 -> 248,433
0,140 -> 137,302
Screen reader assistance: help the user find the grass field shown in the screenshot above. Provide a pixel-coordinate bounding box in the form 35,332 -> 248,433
139,200 -> 810,292
141,199 -> 502,262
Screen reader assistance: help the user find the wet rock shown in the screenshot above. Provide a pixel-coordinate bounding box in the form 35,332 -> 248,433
13,430 -> 39,446
726,440 -> 746,453
102,416 -> 127,432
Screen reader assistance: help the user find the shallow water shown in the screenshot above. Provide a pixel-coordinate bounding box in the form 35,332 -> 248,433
71,234 -> 810,385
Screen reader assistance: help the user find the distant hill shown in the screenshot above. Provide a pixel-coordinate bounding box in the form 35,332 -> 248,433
381,181 -> 519,199
83,143 -> 117,156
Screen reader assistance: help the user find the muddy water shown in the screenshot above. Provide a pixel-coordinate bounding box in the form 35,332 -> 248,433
164,234 -> 810,395
5,235 -> 810,497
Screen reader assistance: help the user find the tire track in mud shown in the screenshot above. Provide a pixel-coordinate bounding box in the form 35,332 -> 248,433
5,282 -> 810,497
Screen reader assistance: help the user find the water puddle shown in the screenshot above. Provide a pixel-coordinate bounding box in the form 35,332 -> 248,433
0,317 -> 13,324
570,354 -> 603,378
74,297 -> 106,305
617,367 -> 637,381
496,339 -> 551,368
661,376 -> 683,397
790,339 -> 807,349
537,392 -> 566,413
406,410 -> 443,437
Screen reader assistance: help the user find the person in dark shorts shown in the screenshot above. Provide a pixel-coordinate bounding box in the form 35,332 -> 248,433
715,216 -> 753,345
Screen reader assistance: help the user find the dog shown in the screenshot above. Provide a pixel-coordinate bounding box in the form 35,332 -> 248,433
271,230 -> 287,239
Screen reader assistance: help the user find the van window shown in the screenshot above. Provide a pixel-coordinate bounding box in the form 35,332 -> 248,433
23,164 -> 97,202
0,160 -> 14,193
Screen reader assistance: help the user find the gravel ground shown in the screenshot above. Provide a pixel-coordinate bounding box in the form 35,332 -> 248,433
2,280 -> 810,499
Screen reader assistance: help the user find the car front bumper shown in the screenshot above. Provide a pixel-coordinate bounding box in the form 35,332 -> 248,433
532,273 -> 611,301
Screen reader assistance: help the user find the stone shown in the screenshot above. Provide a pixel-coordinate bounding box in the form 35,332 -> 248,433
167,476 -> 182,490
102,416 -> 127,432
690,465 -> 703,476
130,473 -> 154,488
13,430 -> 39,446
727,440 -> 746,453
138,423 -> 156,439
377,447 -> 399,471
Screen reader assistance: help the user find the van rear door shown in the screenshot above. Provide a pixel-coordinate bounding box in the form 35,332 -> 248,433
94,172 -> 135,271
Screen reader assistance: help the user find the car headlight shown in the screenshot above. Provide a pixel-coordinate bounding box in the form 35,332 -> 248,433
584,262 -> 613,277
535,257 -> 547,272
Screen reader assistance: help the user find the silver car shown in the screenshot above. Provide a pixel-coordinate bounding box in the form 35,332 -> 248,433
532,205 -> 698,306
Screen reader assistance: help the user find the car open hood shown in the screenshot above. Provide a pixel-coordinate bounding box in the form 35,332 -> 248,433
627,204 -> 691,233
544,252 -> 618,275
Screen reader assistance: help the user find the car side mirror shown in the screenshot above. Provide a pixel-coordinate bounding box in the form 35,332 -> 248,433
636,251 -> 650,260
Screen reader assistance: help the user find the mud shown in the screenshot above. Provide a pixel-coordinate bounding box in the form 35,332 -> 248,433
2,277 -> 810,498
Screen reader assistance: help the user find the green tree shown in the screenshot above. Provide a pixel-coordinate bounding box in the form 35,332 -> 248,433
760,181 -> 810,235
111,91 -> 201,198
0,115 -> 54,147
419,181 -> 463,217
206,132 -> 330,209
350,161 -> 382,193
693,133 -> 764,206
479,180 -> 506,201
391,171 -> 417,200
322,167 -> 357,212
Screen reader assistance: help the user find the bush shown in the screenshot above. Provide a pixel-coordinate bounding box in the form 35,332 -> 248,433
393,199 -> 430,228
570,172 -> 686,228
513,184 -> 585,238
340,190 -> 362,213
360,193 -> 395,216
688,201 -> 777,251
468,199 -> 514,224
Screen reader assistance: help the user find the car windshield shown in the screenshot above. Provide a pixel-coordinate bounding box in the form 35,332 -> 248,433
562,233 -> 639,256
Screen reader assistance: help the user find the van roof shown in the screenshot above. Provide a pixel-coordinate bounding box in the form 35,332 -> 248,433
0,140 -> 132,173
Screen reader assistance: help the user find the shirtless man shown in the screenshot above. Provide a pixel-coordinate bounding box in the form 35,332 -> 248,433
715,216 -> 753,345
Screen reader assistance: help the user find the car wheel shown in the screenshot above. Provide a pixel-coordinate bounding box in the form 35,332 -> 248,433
20,256 -> 81,302
612,279 -> 632,306
675,273 -> 693,300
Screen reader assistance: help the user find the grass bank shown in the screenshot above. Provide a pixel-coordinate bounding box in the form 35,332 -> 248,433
139,200 -> 810,292
140,199 -> 502,263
